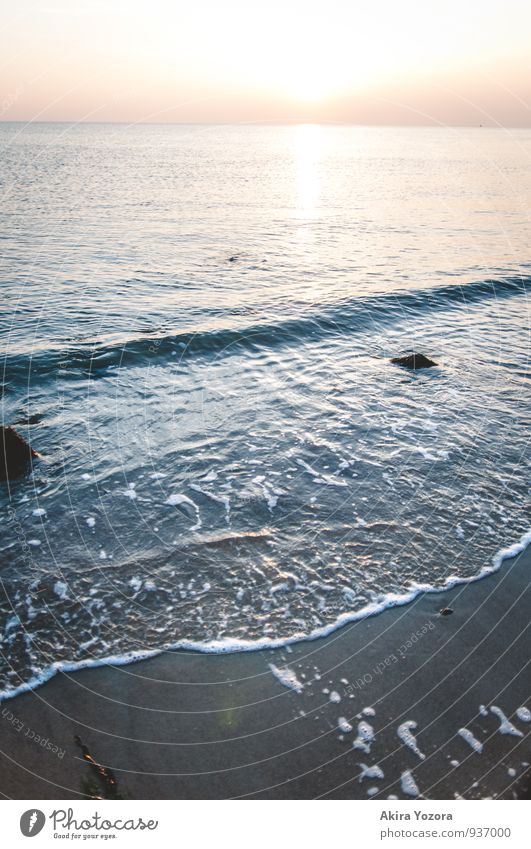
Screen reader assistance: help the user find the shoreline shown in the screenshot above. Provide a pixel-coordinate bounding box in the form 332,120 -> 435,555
1,528 -> 530,706
0,538 -> 529,799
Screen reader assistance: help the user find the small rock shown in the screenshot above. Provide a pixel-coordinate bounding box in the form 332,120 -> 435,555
391,353 -> 438,370
15,413 -> 44,426
440,607 -> 453,616
0,426 -> 39,481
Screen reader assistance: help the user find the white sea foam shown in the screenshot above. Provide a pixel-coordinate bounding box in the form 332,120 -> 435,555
358,762 -> 384,782
53,581 -> 68,600
490,706 -> 524,737
32,508 -> 46,517
190,484 -> 231,523
516,707 -> 531,723
458,727 -> 483,753
199,471 -> 218,483
296,458 -> 347,488
338,717 -> 352,733
165,493 -> 201,530
5,615 -> 20,635
413,446 -> 450,462
269,663 -> 304,693
352,720 -> 375,753
400,770 -> 420,797
1,529 -> 530,704
397,720 -> 425,760
252,476 -> 281,510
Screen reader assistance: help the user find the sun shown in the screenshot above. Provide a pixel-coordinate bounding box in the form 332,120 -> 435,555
288,60 -> 327,101
282,60 -> 336,104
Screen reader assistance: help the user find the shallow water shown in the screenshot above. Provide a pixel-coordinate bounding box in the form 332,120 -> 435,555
0,123 -> 529,698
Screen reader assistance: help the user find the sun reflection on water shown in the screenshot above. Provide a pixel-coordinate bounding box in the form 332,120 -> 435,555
294,123 -> 322,218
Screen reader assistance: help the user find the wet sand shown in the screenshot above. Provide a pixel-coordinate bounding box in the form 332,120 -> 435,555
0,544 -> 529,800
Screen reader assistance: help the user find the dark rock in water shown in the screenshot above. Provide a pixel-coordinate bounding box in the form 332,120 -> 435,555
15,413 -> 44,426
440,607 -> 454,616
0,425 -> 38,481
391,353 -> 438,370
228,255 -> 237,262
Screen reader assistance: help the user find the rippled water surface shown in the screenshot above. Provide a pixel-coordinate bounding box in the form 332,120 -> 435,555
0,124 -> 530,697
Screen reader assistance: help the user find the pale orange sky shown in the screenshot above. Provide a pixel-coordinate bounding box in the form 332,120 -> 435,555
1,0 -> 531,125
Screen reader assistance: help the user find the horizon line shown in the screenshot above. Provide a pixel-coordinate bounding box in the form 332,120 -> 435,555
1,120 -> 529,129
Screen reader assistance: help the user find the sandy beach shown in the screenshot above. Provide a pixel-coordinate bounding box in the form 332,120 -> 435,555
1,543 -> 529,800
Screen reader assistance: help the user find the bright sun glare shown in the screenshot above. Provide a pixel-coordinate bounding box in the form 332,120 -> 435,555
254,13 -> 347,106
288,66 -> 330,103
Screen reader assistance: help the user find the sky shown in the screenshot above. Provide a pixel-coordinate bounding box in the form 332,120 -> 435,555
1,0 -> 531,125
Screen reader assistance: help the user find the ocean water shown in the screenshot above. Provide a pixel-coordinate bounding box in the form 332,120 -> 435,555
0,123 -> 529,699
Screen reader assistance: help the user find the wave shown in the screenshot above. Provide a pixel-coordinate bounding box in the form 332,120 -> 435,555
2,274 -> 528,384
0,527 -> 529,704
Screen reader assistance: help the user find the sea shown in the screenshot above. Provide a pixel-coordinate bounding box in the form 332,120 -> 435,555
0,122 -> 529,700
